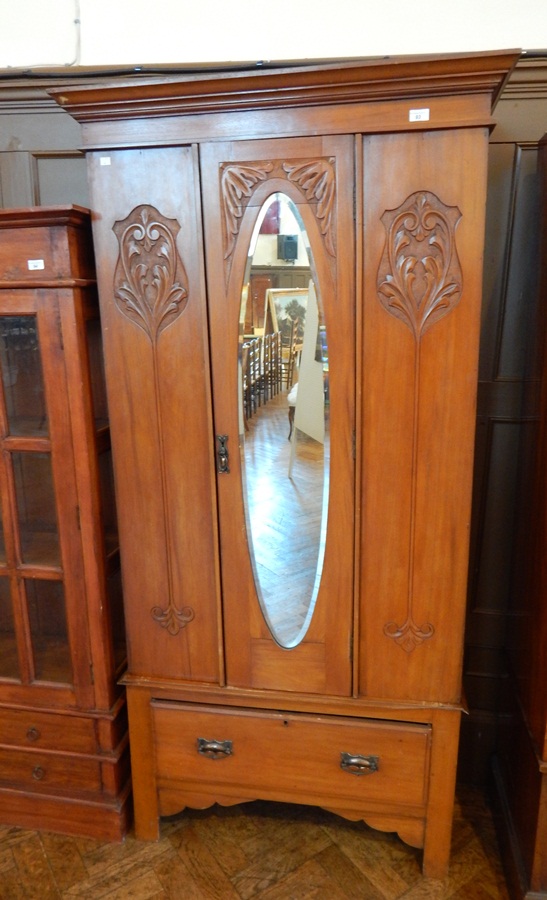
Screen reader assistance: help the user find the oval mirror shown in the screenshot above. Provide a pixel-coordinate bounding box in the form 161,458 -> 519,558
239,193 -> 329,648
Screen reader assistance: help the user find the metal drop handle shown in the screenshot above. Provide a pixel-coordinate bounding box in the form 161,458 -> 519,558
340,752 -> 379,775
197,737 -> 233,760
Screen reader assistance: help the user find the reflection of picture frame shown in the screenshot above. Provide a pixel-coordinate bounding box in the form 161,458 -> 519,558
265,289 -> 278,332
264,288 -> 308,340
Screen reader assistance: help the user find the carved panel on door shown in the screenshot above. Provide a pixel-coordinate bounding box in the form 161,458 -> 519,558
361,128 -> 487,703
86,146 -> 221,683
113,203 -> 195,637
201,136 -> 355,695
376,190 -> 463,653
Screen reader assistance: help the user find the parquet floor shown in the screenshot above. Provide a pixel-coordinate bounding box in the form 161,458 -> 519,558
0,786 -> 508,898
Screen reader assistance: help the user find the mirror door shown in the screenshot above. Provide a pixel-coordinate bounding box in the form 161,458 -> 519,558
201,137 -> 355,695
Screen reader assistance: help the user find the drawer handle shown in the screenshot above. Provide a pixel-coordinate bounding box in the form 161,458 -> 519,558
197,737 -> 233,760
26,727 -> 41,743
340,752 -> 379,776
32,766 -> 46,781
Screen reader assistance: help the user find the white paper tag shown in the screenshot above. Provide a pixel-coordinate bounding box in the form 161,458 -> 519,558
27,259 -> 45,270
100,157 -> 111,166
409,108 -> 430,122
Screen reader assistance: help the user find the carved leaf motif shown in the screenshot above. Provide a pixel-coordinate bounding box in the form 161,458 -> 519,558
377,191 -> 462,338
220,158 -> 337,270
283,159 -> 336,256
151,602 -> 195,636
383,618 -> 435,653
221,163 -> 274,260
113,205 -> 188,341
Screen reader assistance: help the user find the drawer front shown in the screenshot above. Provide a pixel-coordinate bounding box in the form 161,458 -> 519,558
0,747 -> 102,792
0,708 -> 97,754
152,703 -> 431,811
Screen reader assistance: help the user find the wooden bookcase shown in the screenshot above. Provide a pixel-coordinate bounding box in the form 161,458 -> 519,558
0,206 -> 130,840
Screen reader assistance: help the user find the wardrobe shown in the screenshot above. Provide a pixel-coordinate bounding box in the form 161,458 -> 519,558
52,50 -> 518,876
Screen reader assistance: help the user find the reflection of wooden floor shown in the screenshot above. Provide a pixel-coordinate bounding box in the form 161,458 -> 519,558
243,391 -> 328,647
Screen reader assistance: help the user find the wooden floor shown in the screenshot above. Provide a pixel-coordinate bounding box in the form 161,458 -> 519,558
0,786 -> 508,898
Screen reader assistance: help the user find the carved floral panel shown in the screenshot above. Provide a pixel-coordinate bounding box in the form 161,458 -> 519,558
220,158 -> 336,278
377,190 -> 462,339
113,204 -> 188,343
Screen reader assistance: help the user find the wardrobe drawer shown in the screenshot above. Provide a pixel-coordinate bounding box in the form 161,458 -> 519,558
0,747 -> 102,792
152,703 -> 431,811
0,708 -> 97,754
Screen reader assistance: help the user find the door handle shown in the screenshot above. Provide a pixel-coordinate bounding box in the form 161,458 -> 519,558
216,434 -> 230,473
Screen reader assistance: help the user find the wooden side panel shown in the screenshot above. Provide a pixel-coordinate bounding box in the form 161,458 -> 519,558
509,134 -> 547,759
360,128 -> 489,703
491,134 -> 547,896
86,147 -> 221,683
0,153 -> 35,208
32,153 -> 89,208
37,290 -> 95,708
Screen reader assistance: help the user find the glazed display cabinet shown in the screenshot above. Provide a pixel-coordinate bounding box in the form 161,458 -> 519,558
53,50 -> 518,875
0,206 -> 130,840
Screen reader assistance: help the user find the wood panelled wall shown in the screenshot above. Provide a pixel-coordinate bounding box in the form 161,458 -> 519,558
0,58 -> 546,786
462,57 -> 547,783
0,84 -> 88,207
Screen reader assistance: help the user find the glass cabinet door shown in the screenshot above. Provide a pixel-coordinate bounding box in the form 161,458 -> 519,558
0,310 -> 72,686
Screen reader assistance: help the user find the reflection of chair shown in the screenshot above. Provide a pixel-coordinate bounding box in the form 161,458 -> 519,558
241,343 -> 250,427
271,331 -> 282,395
250,336 -> 262,411
262,333 -> 272,402
281,319 -> 300,389
241,336 -> 263,417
